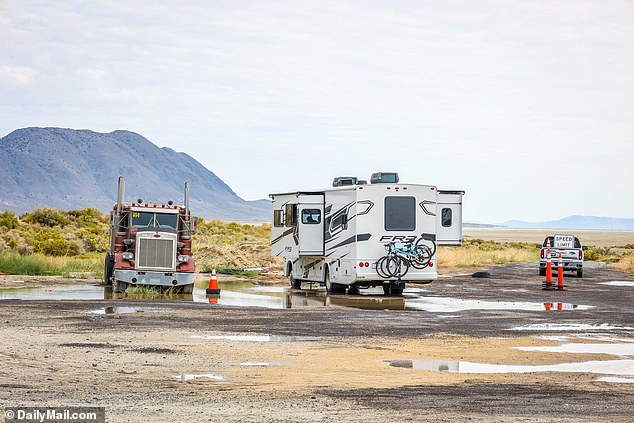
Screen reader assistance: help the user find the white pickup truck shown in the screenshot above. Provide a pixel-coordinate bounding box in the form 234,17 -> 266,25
538,234 -> 588,278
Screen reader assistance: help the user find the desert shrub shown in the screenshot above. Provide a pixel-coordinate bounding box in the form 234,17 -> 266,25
21,207 -> 71,228
33,237 -> 81,256
0,211 -> 18,229
67,208 -> 108,226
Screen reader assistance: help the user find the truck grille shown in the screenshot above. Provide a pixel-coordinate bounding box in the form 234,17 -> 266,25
137,236 -> 175,270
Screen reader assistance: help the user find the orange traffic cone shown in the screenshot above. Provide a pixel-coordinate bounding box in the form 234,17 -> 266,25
542,239 -> 554,290
545,239 -> 553,284
544,302 -> 552,311
557,253 -> 566,291
206,266 -> 221,295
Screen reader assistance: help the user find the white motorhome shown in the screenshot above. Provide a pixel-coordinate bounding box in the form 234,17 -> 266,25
270,172 -> 464,295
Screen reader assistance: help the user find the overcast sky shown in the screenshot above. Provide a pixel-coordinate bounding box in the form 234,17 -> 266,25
1,0 -> 633,223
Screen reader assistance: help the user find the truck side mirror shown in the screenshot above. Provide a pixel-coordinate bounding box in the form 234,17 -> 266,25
535,244 -> 542,249
582,246 -> 588,251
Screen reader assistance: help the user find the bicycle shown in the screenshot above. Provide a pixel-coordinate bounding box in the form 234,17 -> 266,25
376,234 -> 437,278
376,241 -> 410,279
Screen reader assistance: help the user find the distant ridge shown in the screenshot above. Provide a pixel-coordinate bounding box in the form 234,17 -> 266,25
0,127 -> 269,221
502,215 -> 634,231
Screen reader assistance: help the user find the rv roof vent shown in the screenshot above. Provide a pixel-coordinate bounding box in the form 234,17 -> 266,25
333,176 -> 358,187
370,172 -> 399,184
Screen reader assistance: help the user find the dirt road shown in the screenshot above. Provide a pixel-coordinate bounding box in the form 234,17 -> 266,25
1,263 -> 633,422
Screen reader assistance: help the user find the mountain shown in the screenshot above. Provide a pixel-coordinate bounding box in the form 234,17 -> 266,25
0,127 -> 269,221
502,215 -> 634,231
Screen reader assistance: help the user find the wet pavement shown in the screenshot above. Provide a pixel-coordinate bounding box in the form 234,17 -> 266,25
1,262 -> 633,422
0,273 -> 602,313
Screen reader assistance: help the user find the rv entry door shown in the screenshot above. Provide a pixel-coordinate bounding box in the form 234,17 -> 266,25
298,194 -> 324,255
436,190 -> 464,246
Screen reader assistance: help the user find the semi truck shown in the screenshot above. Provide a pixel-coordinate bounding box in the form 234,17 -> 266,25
270,172 -> 464,295
104,177 -> 197,293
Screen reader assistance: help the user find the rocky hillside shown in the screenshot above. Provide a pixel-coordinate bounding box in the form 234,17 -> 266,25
0,127 -> 269,221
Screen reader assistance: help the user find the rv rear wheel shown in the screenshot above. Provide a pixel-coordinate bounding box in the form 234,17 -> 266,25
383,283 -> 404,296
289,275 -> 301,289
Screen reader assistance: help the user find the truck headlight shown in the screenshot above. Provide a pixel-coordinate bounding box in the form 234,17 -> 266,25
122,252 -> 134,260
177,255 -> 190,263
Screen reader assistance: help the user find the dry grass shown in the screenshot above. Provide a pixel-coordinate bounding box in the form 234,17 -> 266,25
193,220 -> 282,271
613,254 -> 634,274
464,227 -> 634,248
437,243 -> 538,268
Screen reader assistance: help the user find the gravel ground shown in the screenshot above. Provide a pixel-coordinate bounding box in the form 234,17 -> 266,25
0,262 -> 633,422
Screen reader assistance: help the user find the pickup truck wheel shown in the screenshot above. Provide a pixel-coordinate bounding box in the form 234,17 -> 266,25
539,268 -> 546,277
348,283 -> 360,295
577,270 -> 583,278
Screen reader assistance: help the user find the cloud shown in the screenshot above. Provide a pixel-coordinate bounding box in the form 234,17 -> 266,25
0,65 -> 35,85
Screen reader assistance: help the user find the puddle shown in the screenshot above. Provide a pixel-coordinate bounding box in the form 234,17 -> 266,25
509,323 -> 634,331
172,374 -> 224,382
515,343 -> 634,356
240,362 -> 270,366
0,285 -> 105,300
595,376 -> 634,384
404,297 -> 592,313
385,359 -> 634,377
89,306 -> 157,315
599,281 -> 634,287
190,334 -> 320,342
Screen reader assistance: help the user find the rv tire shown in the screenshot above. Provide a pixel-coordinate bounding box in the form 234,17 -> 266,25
289,275 -> 301,289
324,269 -> 345,294
383,283 -> 404,296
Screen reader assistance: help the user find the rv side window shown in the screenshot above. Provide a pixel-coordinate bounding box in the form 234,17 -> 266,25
273,210 -> 284,227
441,208 -> 452,227
331,211 -> 348,231
384,196 -> 416,231
285,204 -> 297,227
301,209 -> 321,224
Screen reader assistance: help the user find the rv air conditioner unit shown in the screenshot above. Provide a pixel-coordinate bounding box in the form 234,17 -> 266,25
370,172 -> 399,184
332,177 -> 358,187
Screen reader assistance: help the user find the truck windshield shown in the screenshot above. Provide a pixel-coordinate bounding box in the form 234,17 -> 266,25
155,213 -> 178,229
131,212 -> 154,228
131,212 -> 178,229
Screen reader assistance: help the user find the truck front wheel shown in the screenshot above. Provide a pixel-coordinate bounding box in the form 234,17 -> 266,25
103,253 -> 114,286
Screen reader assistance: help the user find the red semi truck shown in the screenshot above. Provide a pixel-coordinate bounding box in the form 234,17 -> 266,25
104,177 -> 197,293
